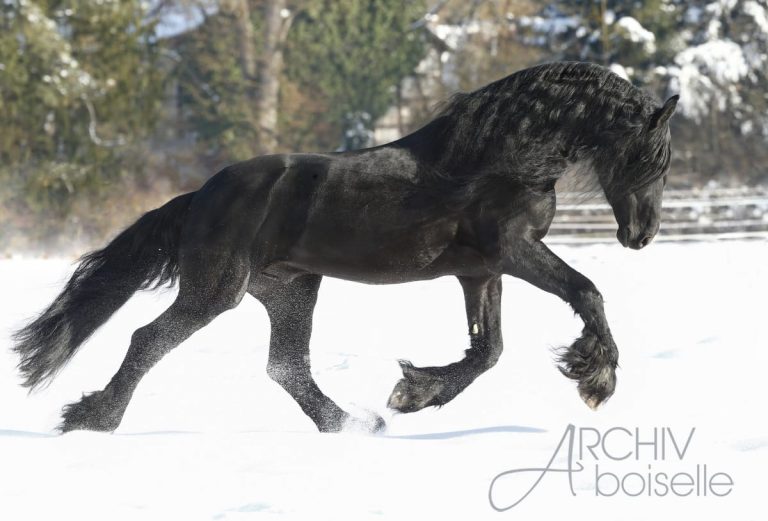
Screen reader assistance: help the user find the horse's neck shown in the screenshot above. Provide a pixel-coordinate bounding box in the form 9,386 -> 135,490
394,105 -> 599,189
548,149 -> 611,211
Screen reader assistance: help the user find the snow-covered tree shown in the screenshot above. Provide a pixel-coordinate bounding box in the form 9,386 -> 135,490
655,0 -> 768,181
665,1 -> 767,130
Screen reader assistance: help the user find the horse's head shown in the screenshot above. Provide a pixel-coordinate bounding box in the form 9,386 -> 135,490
610,175 -> 666,249
603,95 -> 678,250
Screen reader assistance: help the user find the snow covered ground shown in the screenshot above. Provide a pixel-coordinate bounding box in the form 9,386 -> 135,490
1,240 -> 766,520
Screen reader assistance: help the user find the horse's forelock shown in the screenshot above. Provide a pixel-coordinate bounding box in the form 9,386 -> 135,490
603,123 -> 671,198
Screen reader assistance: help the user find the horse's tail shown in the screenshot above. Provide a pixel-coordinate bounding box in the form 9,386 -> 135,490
13,191 -> 196,390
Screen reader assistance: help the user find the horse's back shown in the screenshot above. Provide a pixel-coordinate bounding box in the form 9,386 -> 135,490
178,148 -> 419,253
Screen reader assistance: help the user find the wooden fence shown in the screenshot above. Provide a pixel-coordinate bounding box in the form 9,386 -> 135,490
548,187 -> 768,244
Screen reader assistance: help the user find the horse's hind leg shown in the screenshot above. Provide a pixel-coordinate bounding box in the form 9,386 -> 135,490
251,274 -> 384,433
59,255 -> 250,433
388,275 -> 503,413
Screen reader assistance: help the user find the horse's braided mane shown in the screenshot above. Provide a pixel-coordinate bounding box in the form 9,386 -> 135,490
398,61 -> 669,202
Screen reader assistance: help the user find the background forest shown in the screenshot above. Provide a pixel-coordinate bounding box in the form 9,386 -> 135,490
2,0 -> 767,252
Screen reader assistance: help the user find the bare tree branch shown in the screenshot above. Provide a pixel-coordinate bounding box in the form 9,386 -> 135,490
81,95 -> 126,148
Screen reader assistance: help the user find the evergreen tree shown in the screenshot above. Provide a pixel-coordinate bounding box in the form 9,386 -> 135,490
285,0 -> 427,150
173,7 -> 262,164
0,0 -> 164,231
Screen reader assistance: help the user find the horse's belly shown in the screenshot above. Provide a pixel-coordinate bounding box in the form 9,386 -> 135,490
283,219 -> 465,283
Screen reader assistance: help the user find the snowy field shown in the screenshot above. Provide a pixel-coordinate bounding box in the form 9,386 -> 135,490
1,240 -> 766,520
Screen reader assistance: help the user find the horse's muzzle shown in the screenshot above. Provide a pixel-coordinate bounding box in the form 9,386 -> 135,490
617,227 -> 655,249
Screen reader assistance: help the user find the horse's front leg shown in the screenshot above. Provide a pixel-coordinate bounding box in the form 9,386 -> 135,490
387,275 -> 503,413
506,240 -> 618,409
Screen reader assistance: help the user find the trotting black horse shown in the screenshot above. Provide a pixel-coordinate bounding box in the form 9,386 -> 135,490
14,62 -> 677,433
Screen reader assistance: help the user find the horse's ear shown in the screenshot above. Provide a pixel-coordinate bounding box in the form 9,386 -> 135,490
649,95 -> 679,130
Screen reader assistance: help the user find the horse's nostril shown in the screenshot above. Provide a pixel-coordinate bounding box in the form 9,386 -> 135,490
640,235 -> 653,247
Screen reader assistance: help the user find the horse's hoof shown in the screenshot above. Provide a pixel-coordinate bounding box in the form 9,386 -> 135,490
581,393 -> 600,411
342,412 -> 387,434
557,331 -> 617,410
316,408 -> 350,433
319,410 -> 386,434
387,360 -> 447,413
363,411 -> 387,433
58,391 -> 121,433
576,365 -> 616,410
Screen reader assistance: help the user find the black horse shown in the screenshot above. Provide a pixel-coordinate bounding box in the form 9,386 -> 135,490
14,62 -> 678,433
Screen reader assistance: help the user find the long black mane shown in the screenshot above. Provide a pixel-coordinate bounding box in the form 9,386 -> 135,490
396,62 -> 671,202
